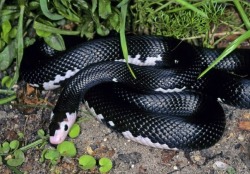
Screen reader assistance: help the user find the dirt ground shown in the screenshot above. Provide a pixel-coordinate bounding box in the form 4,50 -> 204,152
0,85 -> 250,174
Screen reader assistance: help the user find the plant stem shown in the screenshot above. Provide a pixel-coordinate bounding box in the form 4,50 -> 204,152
233,0 -> 250,30
19,139 -> 47,151
0,89 -> 15,95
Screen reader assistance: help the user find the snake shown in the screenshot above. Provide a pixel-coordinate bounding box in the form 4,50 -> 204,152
20,35 -> 250,150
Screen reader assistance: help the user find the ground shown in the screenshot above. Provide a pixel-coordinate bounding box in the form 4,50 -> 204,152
0,84 -> 250,174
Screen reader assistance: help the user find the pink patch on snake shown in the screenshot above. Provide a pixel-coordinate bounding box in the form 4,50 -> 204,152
50,112 -> 77,144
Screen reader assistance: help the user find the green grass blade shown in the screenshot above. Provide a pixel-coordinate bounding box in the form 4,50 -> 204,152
0,95 -> 16,104
234,0 -> 250,30
175,0 -> 208,18
198,30 -> 250,78
119,0 -> 136,79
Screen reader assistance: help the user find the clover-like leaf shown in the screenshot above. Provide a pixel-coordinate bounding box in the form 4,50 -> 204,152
44,149 -> 60,165
1,142 -> 10,153
69,123 -> 80,138
99,157 -> 112,173
57,141 -> 76,157
6,149 -> 25,167
9,140 -> 19,150
44,149 -> 60,160
78,155 -> 96,170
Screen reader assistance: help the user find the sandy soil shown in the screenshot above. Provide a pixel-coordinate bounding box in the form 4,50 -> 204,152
0,86 -> 250,174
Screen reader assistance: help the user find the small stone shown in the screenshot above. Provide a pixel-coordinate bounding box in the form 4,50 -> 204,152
238,134 -> 245,141
173,166 -> 178,170
194,155 -> 201,161
213,161 -> 229,171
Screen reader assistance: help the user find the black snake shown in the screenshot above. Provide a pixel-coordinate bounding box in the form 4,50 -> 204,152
20,35 -> 250,150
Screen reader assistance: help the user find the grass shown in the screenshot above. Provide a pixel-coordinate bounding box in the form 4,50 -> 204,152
0,1 -> 250,92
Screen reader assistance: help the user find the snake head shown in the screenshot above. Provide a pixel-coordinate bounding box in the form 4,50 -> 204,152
49,111 -> 77,144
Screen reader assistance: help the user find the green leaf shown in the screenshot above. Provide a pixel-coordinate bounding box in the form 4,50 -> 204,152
9,140 -> 19,150
118,0 -> 136,79
44,149 -> 60,165
97,25 -> 110,36
69,123 -> 80,138
80,18 -> 94,39
17,132 -> 24,139
1,76 -> 12,88
0,40 -> 16,71
109,11 -> 120,32
57,141 -> 76,157
92,0 -> 97,13
1,20 -> 12,43
0,95 -> 17,104
39,0 -> 64,20
6,149 -> 25,167
198,30 -> 250,78
99,157 -> 112,173
53,0 -> 80,22
33,21 -> 80,35
29,1 -> 40,10
99,0 -> 112,19
9,3 -> 25,87
0,39 -> 5,51
40,149 -> 47,163
36,29 -> 51,37
78,155 -> 96,170
44,34 -> 65,51
37,129 -> 45,138
2,142 -> 10,153
9,27 -> 17,38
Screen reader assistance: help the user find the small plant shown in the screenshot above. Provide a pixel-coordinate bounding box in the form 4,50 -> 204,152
0,129 -> 48,172
79,155 -> 96,170
0,140 -> 25,167
40,149 -> 61,166
78,155 -> 113,173
40,130 -> 78,165
38,124 -> 113,173
68,123 -> 81,138
99,157 -> 113,173
57,141 -> 77,157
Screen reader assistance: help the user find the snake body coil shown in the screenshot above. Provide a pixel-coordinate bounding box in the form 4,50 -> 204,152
21,35 -> 250,150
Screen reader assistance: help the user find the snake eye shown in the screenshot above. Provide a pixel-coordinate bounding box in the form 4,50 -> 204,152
64,124 -> 68,131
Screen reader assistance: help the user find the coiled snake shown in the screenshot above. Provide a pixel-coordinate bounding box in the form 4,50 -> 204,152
20,35 -> 250,150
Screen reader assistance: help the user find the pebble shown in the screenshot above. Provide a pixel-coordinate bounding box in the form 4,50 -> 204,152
194,155 -> 201,161
238,134 -> 245,141
212,161 -> 229,171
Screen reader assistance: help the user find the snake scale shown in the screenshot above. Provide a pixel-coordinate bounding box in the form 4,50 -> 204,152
20,35 -> 250,150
